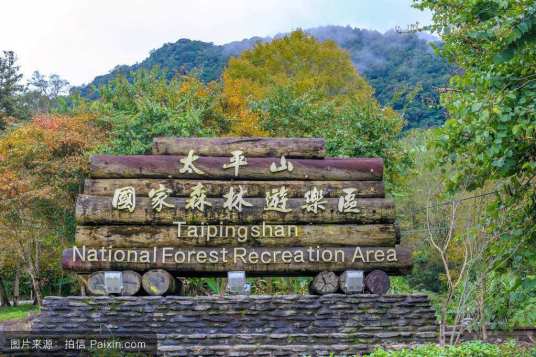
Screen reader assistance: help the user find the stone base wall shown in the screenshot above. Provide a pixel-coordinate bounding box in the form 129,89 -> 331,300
32,294 -> 437,356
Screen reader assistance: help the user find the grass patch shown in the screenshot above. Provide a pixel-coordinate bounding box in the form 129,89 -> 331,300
0,304 -> 40,321
366,341 -> 536,356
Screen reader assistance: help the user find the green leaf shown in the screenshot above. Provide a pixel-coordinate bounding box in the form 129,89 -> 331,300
493,47 -> 515,64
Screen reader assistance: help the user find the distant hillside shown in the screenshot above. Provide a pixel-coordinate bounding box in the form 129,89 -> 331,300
79,26 -> 454,129
307,26 -> 454,129
83,39 -> 228,93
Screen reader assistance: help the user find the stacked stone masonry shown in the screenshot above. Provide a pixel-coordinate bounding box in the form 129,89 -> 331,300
32,294 -> 437,356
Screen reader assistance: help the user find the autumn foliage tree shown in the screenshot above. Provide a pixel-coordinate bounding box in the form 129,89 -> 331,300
0,114 -> 105,304
222,30 -> 374,134
222,30 -> 407,187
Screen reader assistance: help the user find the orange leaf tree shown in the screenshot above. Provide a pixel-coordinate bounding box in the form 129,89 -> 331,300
0,113 -> 106,302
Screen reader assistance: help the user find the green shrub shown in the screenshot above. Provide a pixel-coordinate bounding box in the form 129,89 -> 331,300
366,341 -> 536,357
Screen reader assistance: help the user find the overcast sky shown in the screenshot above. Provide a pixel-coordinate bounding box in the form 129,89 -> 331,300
1,0 -> 431,86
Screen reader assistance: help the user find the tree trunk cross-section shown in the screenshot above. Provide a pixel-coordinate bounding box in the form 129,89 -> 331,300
152,137 -> 326,158
310,271 -> 339,295
84,179 -> 385,198
62,245 -> 412,276
90,155 -> 383,181
86,270 -> 141,296
141,269 -> 178,296
75,195 -> 395,225
75,224 -> 397,248
364,269 -> 390,295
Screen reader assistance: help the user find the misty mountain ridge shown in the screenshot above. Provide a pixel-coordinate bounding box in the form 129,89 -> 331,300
81,26 -> 452,129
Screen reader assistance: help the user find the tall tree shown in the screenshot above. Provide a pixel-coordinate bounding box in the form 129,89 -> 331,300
414,0 -> 536,330
0,51 -> 25,126
24,71 -> 70,113
222,30 -> 408,188
221,30 -> 374,136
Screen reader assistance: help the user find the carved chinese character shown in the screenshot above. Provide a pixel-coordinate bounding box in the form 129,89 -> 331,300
148,184 -> 174,212
222,150 -> 247,176
301,187 -> 326,214
264,186 -> 292,212
179,150 -> 205,175
185,183 -> 212,212
338,188 -> 360,213
112,186 -> 136,212
223,186 -> 253,212
270,155 -> 294,173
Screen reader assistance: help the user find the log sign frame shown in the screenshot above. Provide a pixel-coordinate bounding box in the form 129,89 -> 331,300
64,137 -> 411,296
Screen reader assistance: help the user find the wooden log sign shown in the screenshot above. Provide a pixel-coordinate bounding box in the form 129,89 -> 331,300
152,137 -> 326,158
63,137 -> 412,277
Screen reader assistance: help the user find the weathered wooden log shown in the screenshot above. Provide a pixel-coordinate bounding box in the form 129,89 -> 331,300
90,155 -> 383,181
86,270 -> 141,296
83,179 -> 385,198
310,271 -> 339,295
364,269 -> 390,295
152,137 -> 326,158
339,270 -> 364,294
75,224 -> 397,248
62,245 -> 412,276
75,195 -> 395,225
141,269 -> 178,296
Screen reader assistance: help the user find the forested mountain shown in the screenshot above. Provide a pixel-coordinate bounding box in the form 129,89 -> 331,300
84,39 -> 228,91
79,26 -> 454,129
308,27 -> 454,128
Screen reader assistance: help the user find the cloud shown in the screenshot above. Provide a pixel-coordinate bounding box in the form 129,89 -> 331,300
0,0 -> 430,85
